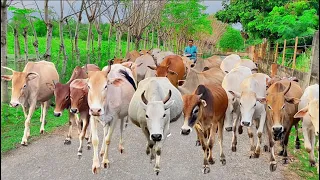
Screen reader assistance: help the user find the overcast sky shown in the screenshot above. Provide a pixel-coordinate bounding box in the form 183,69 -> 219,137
9,0 -> 242,30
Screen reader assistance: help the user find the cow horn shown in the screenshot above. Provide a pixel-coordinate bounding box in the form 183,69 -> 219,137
52,80 -> 57,86
141,91 -> 148,105
163,90 -> 172,104
2,66 -> 15,73
198,93 -> 203,99
283,82 -> 291,95
84,64 -> 88,74
168,69 -> 178,76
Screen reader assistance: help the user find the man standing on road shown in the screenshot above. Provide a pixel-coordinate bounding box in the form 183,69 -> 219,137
184,39 -> 198,63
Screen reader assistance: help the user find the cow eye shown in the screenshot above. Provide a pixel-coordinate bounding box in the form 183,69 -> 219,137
23,84 -> 27,88
240,103 -> 242,106
281,104 -> 285,109
194,109 -> 198,114
104,84 -> 108,89
87,85 -> 90,89
65,95 -> 69,100
268,105 -> 272,110
253,103 -> 256,107
146,115 -> 149,118
163,114 -> 166,118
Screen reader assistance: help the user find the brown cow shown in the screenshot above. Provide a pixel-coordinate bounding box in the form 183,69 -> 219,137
70,79 -> 92,158
181,84 -> 228,174
47,64 -> 100,145
111,57 -> 128,64
1,61 -> 59,145
139,49 -> 152,55
125,50 -> 141,62
147,55 -> 185,87
265,80 -> 302,172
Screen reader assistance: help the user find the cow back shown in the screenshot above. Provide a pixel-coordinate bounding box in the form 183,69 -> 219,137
161,55 -> 185,87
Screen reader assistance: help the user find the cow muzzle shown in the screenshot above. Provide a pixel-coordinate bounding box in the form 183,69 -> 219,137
54,112 -> 62,117
70,108 -> 78,114
151,134 -> 162,142
225,127 -> 233,132
181,129 -> 191,135
272,126 -> 284,141
90,108 -> 102,116
241,121 -> 251,127
10,101 -> 20,108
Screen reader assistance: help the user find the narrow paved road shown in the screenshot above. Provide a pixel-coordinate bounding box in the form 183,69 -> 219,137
1,115 -> 293,180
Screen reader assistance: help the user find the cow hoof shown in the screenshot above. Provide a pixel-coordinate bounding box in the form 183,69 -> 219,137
202,166 -> 210,174
278,150 -> 284,156
238,127 -> 243,134
146,148 -> 150,155
253,153 -> 260,158
125,123 -> 128,128
295,144 -> 300,149
150,154 -> 155,162
119,145 -> 124,154
99,152 -> 104,157
195,140 -> 201,146
208,157 -> 215,165
64,139 -> 71,145
87,145 -> 91,150
77,153 -> 82,159
21,141 -> 28,146
40,130 -> 44,134
92,165 -> 100,174
102,162 -> 110,169
310,161 -> 316,167
231,146 -> 236,152
264,145 -> 269,152
282,158 -> 289,164
269,162 -> 277,172
154,167 -> 160,175
85,137 -> 89,141
220,159 -> 226,166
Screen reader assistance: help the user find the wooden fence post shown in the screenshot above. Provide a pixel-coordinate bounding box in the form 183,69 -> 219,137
274,42 -> 278,63
292,37 -> 298,69
282,39 -> 286,66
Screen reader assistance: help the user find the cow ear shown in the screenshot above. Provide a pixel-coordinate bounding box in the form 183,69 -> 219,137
251,68 -> 258,73
46,83 -> 55,91
225,71 -> 229,73
147,66 -> 157,71
285,97 -> 301,104
201,99 -> 207,107
228,91 -> 241,98
109,78 -> 124,87
164,100 -> 175,110
1,75 -> 12,81
178,80 -> 185,86
26,72 -> 38,81
70,79 -> 88,90
294,106 -> 308,118
257,96 -> 267,104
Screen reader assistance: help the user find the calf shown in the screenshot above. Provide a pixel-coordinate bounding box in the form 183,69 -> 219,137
294,84 -> 319,173
1,61 -> 59,145
70,79 -> 92,158
181,84 -> 228,174
148,55 -> 186,87
265,80 -> 302,172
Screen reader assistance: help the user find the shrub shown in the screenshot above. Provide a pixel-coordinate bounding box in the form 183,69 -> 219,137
218,26 -> 244,52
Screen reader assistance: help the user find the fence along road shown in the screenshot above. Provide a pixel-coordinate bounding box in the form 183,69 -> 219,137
1,112 -> 294,180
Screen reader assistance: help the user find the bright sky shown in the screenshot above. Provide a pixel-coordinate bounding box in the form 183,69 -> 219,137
8,0 -> 242,30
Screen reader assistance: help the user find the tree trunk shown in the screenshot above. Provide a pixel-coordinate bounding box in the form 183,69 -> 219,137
157,29 -> 160,48
1,0 -> 9,103
126,27 -> 130,54
107,23 -> 113,59
86,22 -> 93,64
74,0 -> 84,65
22,26 -> 28,63
60,0 -> 67,80
14,26 -> 22,71
65,19 -> 74,66
44,0 -> 53,61
114,31 -> 118,57
135,36 -> 141,50
151,27 -> 154,49
118,31 -> 122,57
144,31 -> 148,49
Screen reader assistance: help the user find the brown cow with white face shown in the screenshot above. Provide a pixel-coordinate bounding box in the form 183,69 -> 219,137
181,84 -> 228,174
265,80 -> 302,172
47,64 -> 100,145
70,79 -> 92,158
147,55 -> 185,87
1,61 -> 59,145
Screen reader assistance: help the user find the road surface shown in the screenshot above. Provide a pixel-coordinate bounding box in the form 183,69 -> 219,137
1,115 -> 296,180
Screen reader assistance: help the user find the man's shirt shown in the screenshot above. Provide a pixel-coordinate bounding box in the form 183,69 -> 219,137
184,45 -> 197,60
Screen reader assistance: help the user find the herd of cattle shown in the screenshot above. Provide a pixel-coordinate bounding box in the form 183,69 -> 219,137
1,49 -> 319,175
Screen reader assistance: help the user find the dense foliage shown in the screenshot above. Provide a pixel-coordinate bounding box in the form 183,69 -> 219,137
215,0 -> 319,44
217,26 -> 244,51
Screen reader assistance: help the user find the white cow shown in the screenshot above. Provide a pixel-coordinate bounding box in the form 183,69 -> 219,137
222,66 -> 252,133
128,77 -> 183,175
294,84 -> 319,173
74,64 -> 136,174
151,48 -> 161,56
234,59 -> 258,73
220,54 -> 241,73
131,54 -> 156,84
153,51 -> 175,65
229,73 -> 270,157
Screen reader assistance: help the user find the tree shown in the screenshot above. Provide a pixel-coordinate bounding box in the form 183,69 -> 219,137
217,26 -> 244,52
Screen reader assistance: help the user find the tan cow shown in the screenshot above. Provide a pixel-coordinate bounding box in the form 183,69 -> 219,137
139,49 -> 152,55
220,54 -> 241,73
294,84 -> 319,173
125,50 -> 141,62
147,55 -> 186,87
181,84 -> 228,174
265,80 -> 302,172
75,64 -> 136,174
1,61 -> 59,145
177,67 -> 226,95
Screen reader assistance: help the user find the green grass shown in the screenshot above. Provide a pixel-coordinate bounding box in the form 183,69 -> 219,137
288,124 -> 319,180
276,48 -> 312,72
1,104 -> 69,154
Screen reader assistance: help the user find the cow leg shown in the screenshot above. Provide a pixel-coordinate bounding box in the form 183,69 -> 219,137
195,124 -> 210,174
64,112 -> 75,145
77,116 -> 89,159
40,101 -> 48,134
247,127 -> 255,158
125,116 -> 129,129
154,121 -> 170,175
99,123 -> 109,157
282,124 -> 293,164
267,125 -> 277,172
254,112 -> 266,158
195,126 -> 201,146
75,114 -> 81,135
308,129 -> 316,167
102,118 -> 118,169
21,105 -> 28,119
302,121 -> 313,164
118,117 -> 125,154
21,103 -> 36,145
141,126 -> 156,161
231,113 -> 240,152
263,124 -> 270,152
218,119 -> 226,165
90,116 -> 100,174
294,123 -> 301,149
39,103 -> 43,123
85,115 -> 91,150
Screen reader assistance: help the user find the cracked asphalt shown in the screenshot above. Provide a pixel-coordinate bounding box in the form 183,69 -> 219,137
1,114 -> 293,180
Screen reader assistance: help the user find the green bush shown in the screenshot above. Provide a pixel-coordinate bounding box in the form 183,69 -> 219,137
217,26 -> 244,52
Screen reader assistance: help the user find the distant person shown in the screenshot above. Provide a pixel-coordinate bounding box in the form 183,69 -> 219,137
184,39 -> 197,63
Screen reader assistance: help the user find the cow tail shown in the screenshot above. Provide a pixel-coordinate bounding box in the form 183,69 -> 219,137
119,69 -> 137,91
